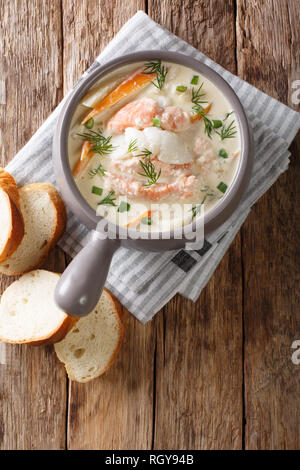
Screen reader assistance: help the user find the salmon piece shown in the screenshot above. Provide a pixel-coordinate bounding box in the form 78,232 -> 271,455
113,157 -> 192,178
81,70 -> 156,124
107,174 -> 196,201
108,101 -> 211,135
107,98 -> 160,134
193,137 -> 219,175
193,136 -> 214,156
160,106 -> 191,132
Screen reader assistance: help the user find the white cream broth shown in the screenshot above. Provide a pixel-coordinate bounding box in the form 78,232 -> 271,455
68,61 -> 240,231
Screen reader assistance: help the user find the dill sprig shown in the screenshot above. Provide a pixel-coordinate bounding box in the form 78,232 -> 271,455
191,84 -> 214,138
143,60 -> 168,90
97,191 -> 117,206
200,185 -> 223,200
215,111 -> 236,140
89,163 -> 106,178
77,129 -> 115,155
191,195 -> 207,219
137,148 -> 161,187
127,138 -> 138,153
137,148 -> 152,159
200,185 -> 215,197
138,159 -> 161,187
216,120 -> 237,140
191,204 -> 201,219
202,116 -> 214,138
191,83 -> 208,114
191,88 -> 237,140
224,111 -> 234,120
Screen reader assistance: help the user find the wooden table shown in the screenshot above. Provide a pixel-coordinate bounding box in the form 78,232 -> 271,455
0,0 -> 299,450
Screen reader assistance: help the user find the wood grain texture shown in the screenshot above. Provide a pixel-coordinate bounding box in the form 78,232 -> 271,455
154,249 -> 243,450
67,309 -> 156,449
148,0 -> 237,71
237,0 -> 300,450
148,0 -> 243,450
0,0 -> 67,450
62,0 -> 145,93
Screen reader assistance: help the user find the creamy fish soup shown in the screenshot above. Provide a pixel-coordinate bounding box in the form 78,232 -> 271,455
68,61 -> 241,231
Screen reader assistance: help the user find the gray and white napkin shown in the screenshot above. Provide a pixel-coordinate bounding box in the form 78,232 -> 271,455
5,11 -> 300,323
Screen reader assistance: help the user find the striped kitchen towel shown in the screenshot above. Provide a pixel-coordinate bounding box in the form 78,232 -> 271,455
5,11 -> 300,323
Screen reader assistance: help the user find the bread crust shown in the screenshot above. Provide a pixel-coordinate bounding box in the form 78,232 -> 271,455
0,315 -> 78,346
28,316 -> 79,346
0,271 -> 78,345
0,169 -> 25,262
64,289 -> 124,383
0,168 -> 21,208
0,183 -> 67,276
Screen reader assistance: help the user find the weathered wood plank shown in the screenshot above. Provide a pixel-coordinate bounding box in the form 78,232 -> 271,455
62,0 -> 145,93
61,0 -> 159,450
148,0 -> 237,71
148,0 -> 243,450
154,251 -> 244,450
67,309 -> 157,449
0,0 -> 67,449
237,0 -> 300,450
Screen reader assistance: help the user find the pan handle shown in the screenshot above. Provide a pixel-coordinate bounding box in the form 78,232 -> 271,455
55,231 -> 120,317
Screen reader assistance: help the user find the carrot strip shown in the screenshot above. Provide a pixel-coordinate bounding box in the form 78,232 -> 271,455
126,210 -> 152,228
190,103 -> 212,122
72,141 -> 92,177
233,150 -> 240,159
80,140 -> 91,161
81,70 -> 156,124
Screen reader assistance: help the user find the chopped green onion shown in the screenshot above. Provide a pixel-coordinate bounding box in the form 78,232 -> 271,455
141,217 -> 152,225
118,201 -> 131,213
91,186 -> 103,196
191,75 -> 199,85
152,116 -> 161,127
176,85 -> 187,93
85,118 -> 94,129
217,181 -> 228,194
212,120 -> 222,129
218,148 -> 228,159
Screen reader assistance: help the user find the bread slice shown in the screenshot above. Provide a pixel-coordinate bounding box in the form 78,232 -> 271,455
54,289 -> 124,383
0,183 -> 66,276
0,270 -> 77,345
0,169 -> 24,262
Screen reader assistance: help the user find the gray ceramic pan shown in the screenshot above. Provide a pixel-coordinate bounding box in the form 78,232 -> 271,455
53,51 -> 253,317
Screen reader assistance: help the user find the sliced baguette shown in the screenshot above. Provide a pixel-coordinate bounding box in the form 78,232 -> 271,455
55,289 -> 124,383
0,270 -> 77,345
0,183 -> 66,276
0,169 -> 24,262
